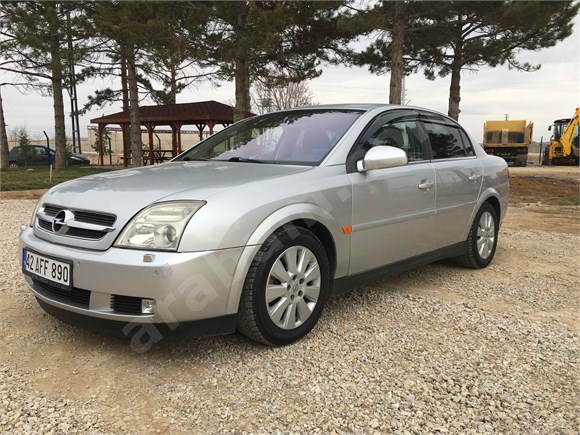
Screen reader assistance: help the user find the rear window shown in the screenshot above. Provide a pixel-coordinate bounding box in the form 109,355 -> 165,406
423,122 -> 473,159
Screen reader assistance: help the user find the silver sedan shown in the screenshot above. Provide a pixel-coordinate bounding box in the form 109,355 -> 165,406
19,104 -> 509,346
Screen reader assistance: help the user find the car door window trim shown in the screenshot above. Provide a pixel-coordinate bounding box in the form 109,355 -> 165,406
346,109 -> 421,173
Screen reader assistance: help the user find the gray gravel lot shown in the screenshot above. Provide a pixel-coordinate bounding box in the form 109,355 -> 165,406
0,198 -> 578,434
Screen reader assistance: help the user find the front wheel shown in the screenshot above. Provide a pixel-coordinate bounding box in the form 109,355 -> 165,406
237,226 -> 330,346
9,161 -> 18,168
457,202 -> 499,269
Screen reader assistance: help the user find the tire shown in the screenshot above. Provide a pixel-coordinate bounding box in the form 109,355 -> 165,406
237,226 -> 330,346
9,161 -> 18,168
457,202 -> 499,269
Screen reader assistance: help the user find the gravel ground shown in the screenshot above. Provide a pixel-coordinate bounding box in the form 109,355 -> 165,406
0,198 -> 578,434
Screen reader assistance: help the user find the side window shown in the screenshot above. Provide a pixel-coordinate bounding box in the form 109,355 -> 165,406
423,122 -> 468,159
459,129 -> 476,156
364,120 -> 426,162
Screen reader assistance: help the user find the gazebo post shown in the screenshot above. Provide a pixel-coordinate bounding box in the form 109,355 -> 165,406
97,124 -> 105,166
195,123 -> 206,142
208,121 -> 216,136
170,122 -> 177,155
145,121 -> 155,165
120,123 -> 129,167
171,121 -> 183,155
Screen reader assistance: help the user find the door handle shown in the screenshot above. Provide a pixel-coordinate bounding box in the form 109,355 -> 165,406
468,173 -> 481,182
418,180 -> 434,191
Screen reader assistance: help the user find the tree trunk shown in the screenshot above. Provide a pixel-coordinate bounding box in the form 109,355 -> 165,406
448,23 -> 463,121
233,3 -> 250,122
169,62 -> 177,105
234,57 -> 250,122
127,46 -> 143,167
389,2 -> 405,105
120,44 -> 130,161
48,4 -> 67,170
447,62 -> 461,121
0,86 -> 9,170
120,49 -> 129,112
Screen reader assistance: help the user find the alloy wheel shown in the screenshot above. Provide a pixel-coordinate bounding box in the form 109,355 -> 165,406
477,211 -> 495,260
265,245 -> 321,330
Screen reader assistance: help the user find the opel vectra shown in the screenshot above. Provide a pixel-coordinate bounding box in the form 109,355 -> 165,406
20,105 -> 509,346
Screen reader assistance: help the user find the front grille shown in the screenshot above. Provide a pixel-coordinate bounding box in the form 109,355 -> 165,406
43,204 -> 116,226
111,295 -> 143,315
37,204 -> 116,240
37,217 -> 108,240
38,218 -> 52,232
33,279 -> 91,309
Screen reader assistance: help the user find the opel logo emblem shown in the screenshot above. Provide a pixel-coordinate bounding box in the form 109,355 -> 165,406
52,210 -> 75,234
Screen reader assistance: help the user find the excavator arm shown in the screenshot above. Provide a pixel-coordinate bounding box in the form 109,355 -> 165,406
559,107 -> 580,157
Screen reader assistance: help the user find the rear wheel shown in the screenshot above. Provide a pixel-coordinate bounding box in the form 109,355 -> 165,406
457,202 -> 499,269
237,226 -> 329,346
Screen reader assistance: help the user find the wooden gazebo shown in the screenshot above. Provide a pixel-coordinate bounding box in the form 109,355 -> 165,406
90,100 -> 246,166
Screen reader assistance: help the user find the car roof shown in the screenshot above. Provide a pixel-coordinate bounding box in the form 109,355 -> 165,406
271,103 -> 451,120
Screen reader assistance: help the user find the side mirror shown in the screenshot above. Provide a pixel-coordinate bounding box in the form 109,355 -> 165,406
548,125 -> 552,131
357,146 -> 408,172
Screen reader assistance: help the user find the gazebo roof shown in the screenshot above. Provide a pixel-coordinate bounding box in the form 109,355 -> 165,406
90,100 -> 251,125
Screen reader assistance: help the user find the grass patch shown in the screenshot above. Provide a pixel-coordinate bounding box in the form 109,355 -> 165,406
0,166 -> 122,191
545,197 -> 580,206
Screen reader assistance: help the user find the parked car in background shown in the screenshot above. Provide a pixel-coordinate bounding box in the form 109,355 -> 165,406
19,104 -> 509,346
8,145 -> 90,167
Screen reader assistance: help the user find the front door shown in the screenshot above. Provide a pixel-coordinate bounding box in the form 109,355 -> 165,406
348,115 -> 436,275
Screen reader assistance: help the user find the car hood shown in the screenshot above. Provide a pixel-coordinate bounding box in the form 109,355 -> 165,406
35,161 -> 311,250
41,161 -> 310,214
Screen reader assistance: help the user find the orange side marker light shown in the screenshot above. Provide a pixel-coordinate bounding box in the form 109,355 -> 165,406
342,225 -> 353,234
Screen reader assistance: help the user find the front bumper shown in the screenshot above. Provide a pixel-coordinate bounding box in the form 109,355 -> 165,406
20,226 -> 256,337
36,298 -> 237,339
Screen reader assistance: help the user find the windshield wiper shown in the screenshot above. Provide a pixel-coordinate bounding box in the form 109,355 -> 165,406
225,157 -> 266,164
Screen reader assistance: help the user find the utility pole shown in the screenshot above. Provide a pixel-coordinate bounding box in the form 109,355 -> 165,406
400,76 -> 410,105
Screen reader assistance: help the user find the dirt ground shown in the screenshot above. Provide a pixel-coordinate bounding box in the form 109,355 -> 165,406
0,165 -> 578,433
506,165 -> 579,236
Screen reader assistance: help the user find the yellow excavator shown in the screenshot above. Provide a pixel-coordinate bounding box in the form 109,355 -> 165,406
543,107 -> 579,165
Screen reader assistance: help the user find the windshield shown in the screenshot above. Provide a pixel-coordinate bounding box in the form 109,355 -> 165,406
176,109 -> 363,165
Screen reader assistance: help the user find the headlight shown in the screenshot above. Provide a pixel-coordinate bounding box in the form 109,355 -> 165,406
30,200 -> 43,227
114,201 -> 205,251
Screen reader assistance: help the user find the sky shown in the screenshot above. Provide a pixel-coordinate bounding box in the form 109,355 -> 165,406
1,18 -> 578,145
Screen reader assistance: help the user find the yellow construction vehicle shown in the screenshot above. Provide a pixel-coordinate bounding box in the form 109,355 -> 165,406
543,107 -> 579,165
483,119 -> 533,167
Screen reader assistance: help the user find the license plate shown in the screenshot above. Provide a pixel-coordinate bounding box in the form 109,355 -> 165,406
22,248 -> 72,291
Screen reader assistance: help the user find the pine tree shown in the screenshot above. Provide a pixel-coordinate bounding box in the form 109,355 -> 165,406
187,1 -> 351,121
349,1 -> 443,104
0,2 -> 89,169
411,1 -> 579,120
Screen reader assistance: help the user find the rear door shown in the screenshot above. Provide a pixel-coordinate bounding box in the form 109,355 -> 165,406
347,111 -> 437,274
419,115 -> 483,249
